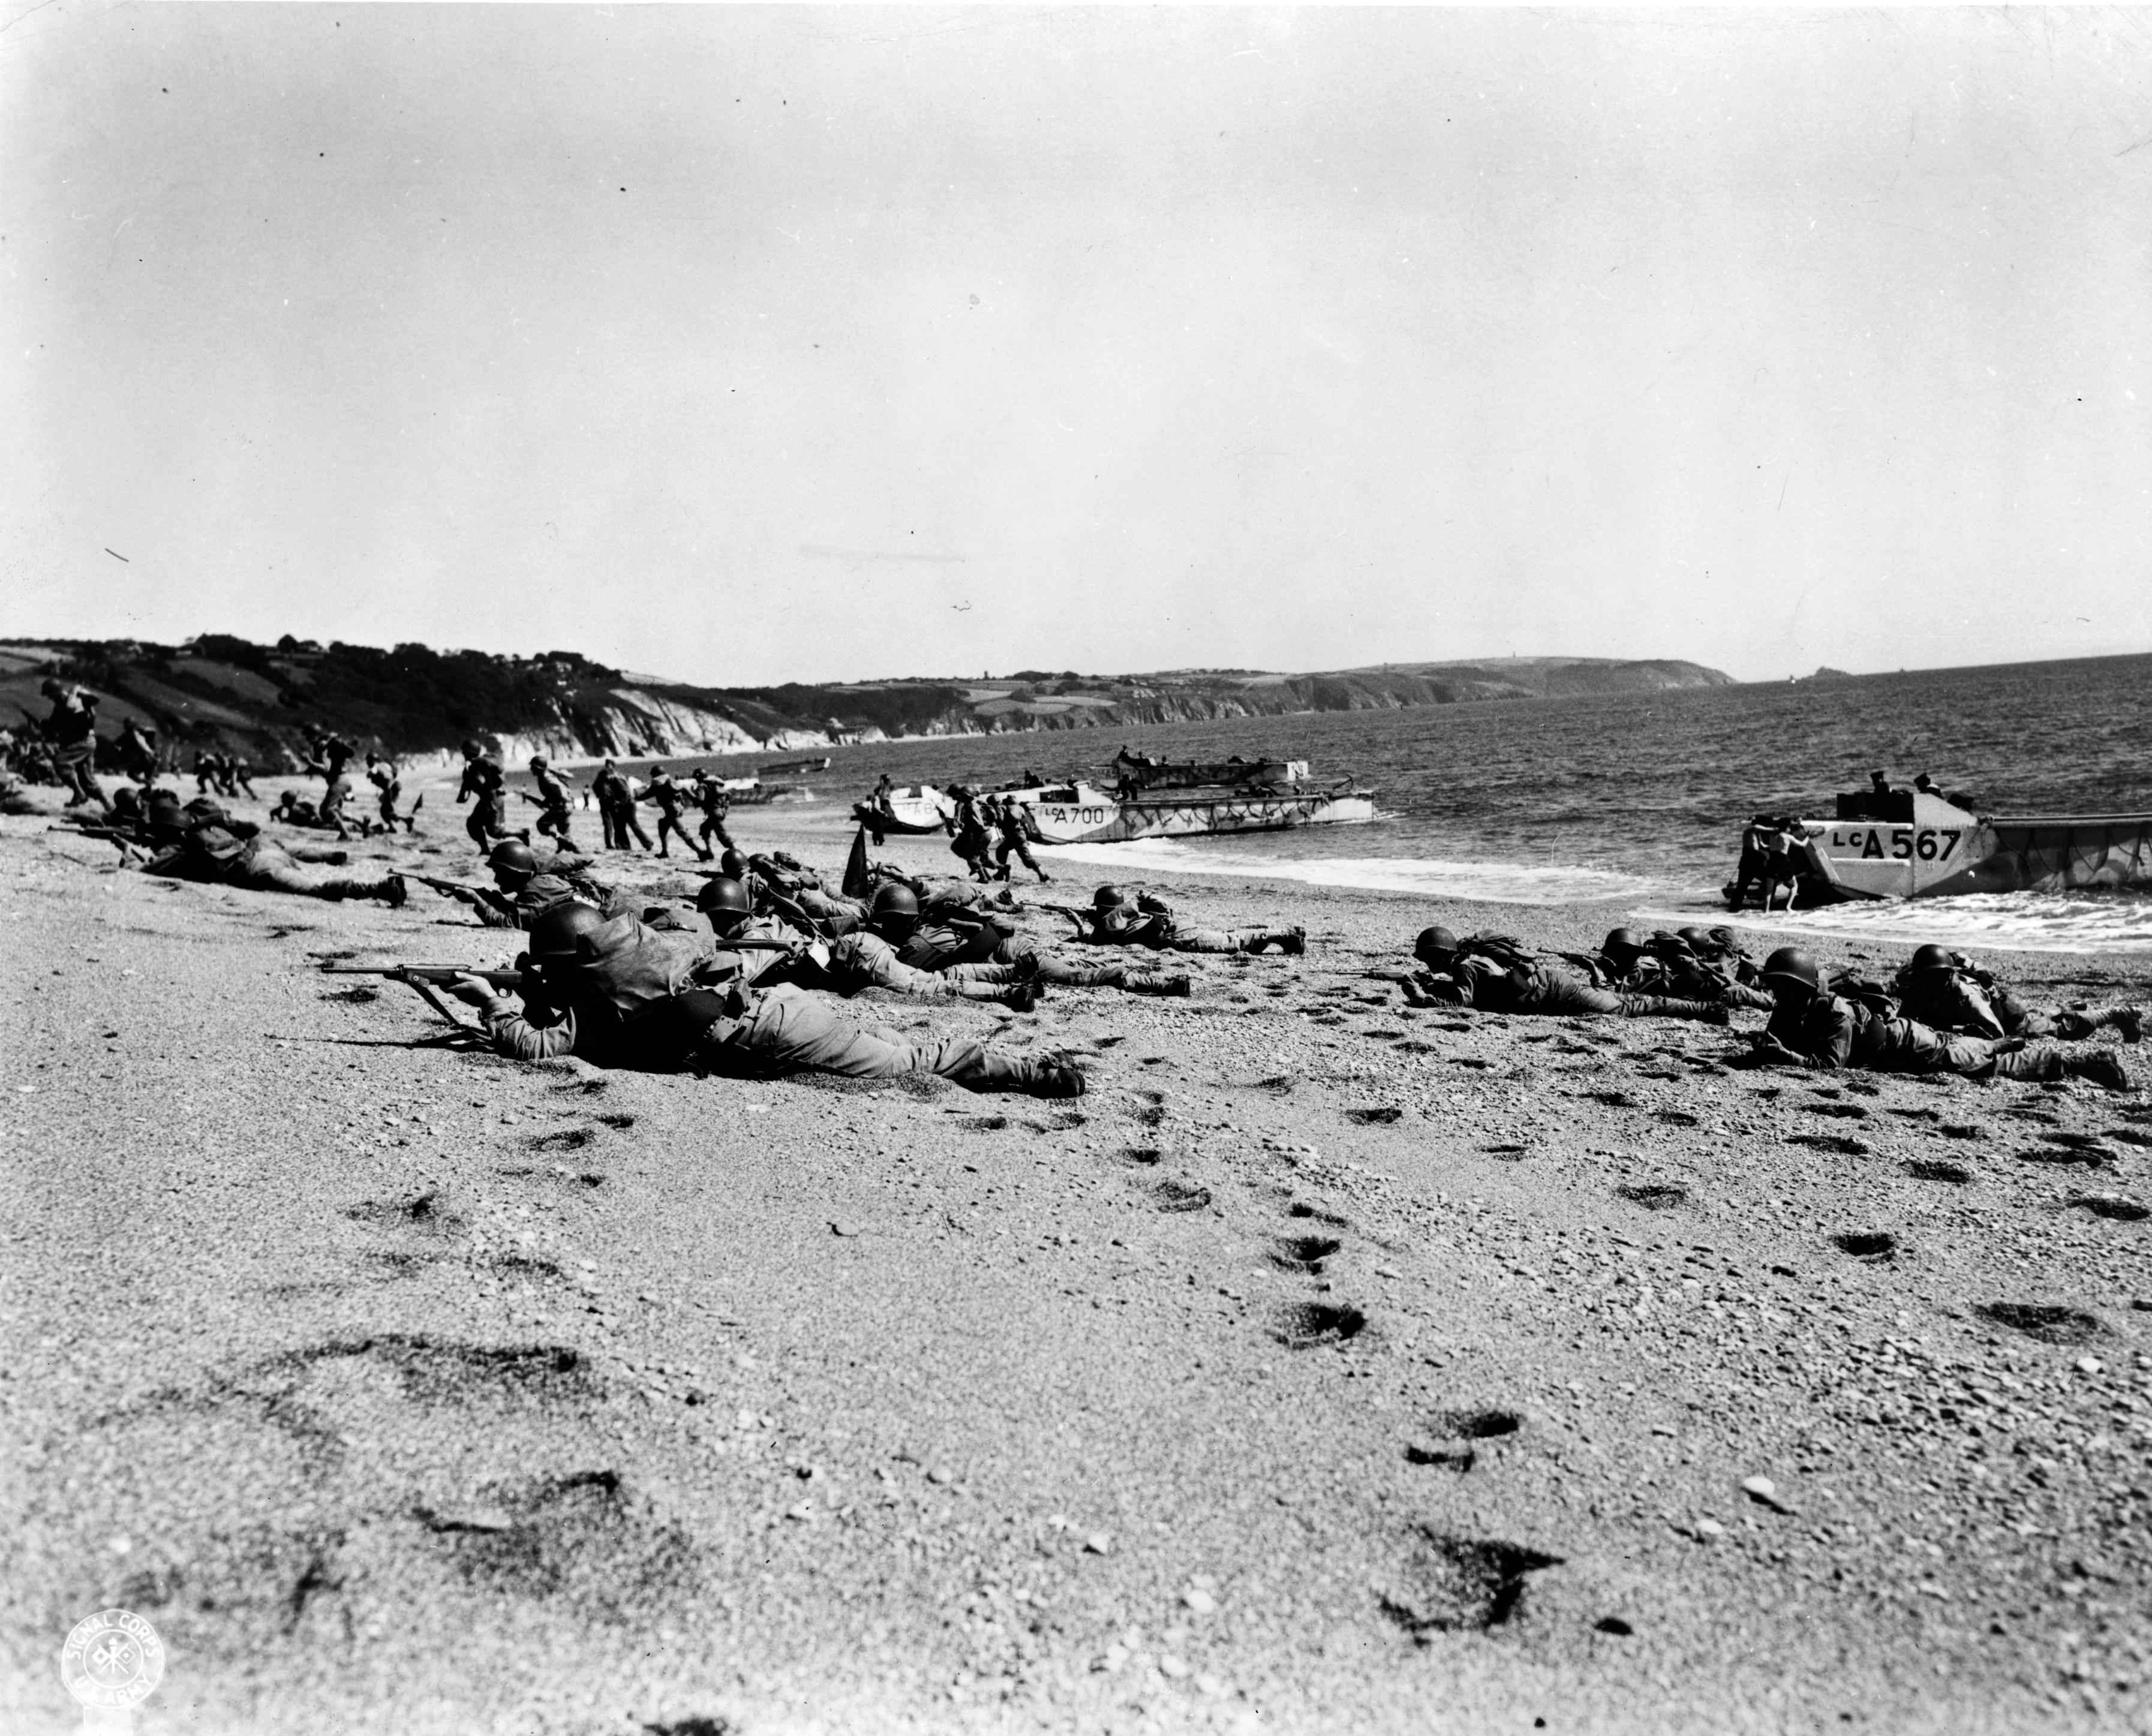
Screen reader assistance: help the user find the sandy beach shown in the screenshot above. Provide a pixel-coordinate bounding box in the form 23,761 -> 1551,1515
3,769 -> 2147,1735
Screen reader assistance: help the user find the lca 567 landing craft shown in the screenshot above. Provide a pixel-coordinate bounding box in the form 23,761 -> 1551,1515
1773,783 -> 2152,901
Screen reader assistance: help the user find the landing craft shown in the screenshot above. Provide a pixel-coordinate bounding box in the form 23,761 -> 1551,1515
1002,759 -> 1375,845
1744,779 -> 2152,901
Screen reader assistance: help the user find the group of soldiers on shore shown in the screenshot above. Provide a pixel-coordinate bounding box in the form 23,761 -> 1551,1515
453,743 -> 741,862
10,682 -> 2140,1100
1391,923 -> 2138,1090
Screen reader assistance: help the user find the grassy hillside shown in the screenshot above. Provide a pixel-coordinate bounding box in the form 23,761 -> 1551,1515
0,636 -> 1732,768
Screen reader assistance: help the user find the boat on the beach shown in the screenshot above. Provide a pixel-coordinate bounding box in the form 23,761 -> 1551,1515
755,755 -> 831,778
1001,762 -> 1376,845
850,783 -> 957,838
1107,748 -> 1296,792
1760,783 -> 2152,901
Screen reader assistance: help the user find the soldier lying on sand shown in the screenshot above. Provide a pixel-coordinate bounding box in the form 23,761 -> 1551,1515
1891,945 -> 2143,1045
1057,886 -> 1305,956
140,816 -> 408,905
888,886 -> 1191,997
422,839 -> 617,929
1747,947 -> 2131,1088
448,903 -> 1082,1096
1382,928 -> 1729,1024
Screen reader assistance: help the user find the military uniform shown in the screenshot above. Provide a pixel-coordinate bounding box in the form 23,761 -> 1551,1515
44,686 -> 106,810
472,913 -> 1074,1093
898,914 -> 1183,994
1417,954 -> 1726,1024
458,753 -> 512,849
1758,991 -> 2114,1084
142,825 -> 406,904
116,720 -> 160,786
991,801 -> 1051,883
1085,898 -> 1303,956
690,775 -> 737,855
531,765 -> 576,846
1895,965 -> 2141,1045
645,771 -> 710,861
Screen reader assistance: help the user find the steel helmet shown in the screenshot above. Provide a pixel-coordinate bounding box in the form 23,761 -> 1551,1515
1414,925 -> 1461,965
528,901 -> 606,961
488,839 -> 539,877
529,754 -> 548,770
870,883 -> 921,923
1093,885 -> 1126,909
1760,947 -> 1824,994
719,849 -> 750,880
1602,927 -> 1646,956
1676,925 -> 1714,951
695,875 -> 753,918
461,739 -> 483,758
1908,943 -> 1957,975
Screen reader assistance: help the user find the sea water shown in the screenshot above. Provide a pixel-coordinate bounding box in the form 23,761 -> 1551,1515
719,652 -> 2152,952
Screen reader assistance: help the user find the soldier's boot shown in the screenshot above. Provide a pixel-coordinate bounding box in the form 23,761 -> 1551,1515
1122,971 -> 1191,998
998,982 -> 1043,1013
1618,995 -> 1730,1025
2067,1051 -> 2132,1091
2115,1008 -> 2145,1045
1987,1045 -> 2070,1082
383,874 -> 409,909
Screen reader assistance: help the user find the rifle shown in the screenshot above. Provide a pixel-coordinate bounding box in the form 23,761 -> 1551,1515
407,871 -> 492,899
319,961 -> 530,1030
49,822 -> 145,859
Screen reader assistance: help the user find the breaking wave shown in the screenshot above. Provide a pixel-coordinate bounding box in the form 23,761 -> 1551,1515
1630,890 -> 2152,956
1038,837 -> 1651,904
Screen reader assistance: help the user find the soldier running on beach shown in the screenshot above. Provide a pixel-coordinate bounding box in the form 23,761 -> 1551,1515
989,795 -> 1051,884
644,764 -> 710,861
365,753 -> 420,833
115,717 -> 161,787
447,903 -> 1084,1094
1393,928 -> 1730,1023
690,768 -> 738,856
1059,885 -> 1304,955
521,756 -> 577,847
456,740 -> 517,852
1749,947 -> 2131,1088
39,679 -> 107,811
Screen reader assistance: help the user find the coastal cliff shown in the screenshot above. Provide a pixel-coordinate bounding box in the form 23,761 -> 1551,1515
0,637 -> 1730,768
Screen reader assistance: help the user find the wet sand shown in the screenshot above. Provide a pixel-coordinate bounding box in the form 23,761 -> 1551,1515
2,774 -> 2148,1735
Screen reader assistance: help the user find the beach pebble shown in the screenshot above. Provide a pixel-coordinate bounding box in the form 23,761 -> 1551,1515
2075,1356 -> 2105,1375
1095,1644 -> 1128,1674
1084,1532 -> 1112,1555
1743,1475 -> 1796,1513
831,1220 -> 860,1238
1195,1673 -> 1228,1698
1158,1655 -> 1191,1680
1182,1587 -> 1218,1615
1693,1519 -> 1726,1542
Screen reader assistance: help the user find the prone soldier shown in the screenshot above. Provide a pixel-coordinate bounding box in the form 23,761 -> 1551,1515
1393,928 -> 1730,1024
1750,947 -> 2130,1088
447,903 -> 1084,1095
1059,885 -> 1304,956
889,885 -> 1189,997
420,838 -> 614,929
1892,945 -> 2143,1046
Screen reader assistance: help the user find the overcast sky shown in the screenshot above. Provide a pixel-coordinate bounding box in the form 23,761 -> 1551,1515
5,5 -> 2148,687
